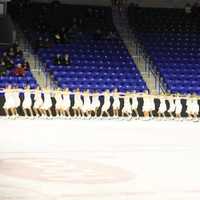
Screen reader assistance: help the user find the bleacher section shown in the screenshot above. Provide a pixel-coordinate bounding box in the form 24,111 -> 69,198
0,46 -> 37,89
8,2 -> 147,93
128,5 -> 200,95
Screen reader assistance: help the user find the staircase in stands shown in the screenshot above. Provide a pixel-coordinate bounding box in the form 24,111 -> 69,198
112,6 -> 164,94
16,27 -> 52,89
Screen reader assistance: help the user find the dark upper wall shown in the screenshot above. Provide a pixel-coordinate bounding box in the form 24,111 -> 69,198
30,0 -> 198,8
31,0 -> 110,6
0,16 -> 15,45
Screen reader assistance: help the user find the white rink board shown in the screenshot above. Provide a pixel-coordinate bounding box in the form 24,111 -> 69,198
0,119 -> 200,200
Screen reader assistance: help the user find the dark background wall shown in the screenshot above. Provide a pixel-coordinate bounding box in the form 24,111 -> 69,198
0,16 -> 15,45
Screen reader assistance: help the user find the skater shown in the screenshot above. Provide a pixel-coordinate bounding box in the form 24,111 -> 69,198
22,85 -> 33,117
122,92 -> 132,118
72,88 -> 84,117
54,87 -> 64,117
158,95 -> 167,119
42,87 -> 53,117
167,94 -> 176,119
175,94 -> 183,119
82,89 -> 92,117
62,88 -> 71,117
3,85 -> 15,117
90,90 -> 101,117
131,91 -> 139,118
112,89 -> 121,117
33,86 -> 43,117
101,90 -> 111,117
142,91 -> 152,119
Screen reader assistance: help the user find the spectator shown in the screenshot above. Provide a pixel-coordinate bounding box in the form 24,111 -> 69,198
69,23 -> 78,33
185,3 -> 192,14
12,41 -> 19,52
59,27 -> 68,43
14,46 -> 23,57
87,8 -> 93,18
35,36 -> 44,50
54,54 -> 62,65
107,31 -> 117,39
0,61 -> 7,76
95,29 -> 102,40
54,32 -> 61,44
2,53 -> 14,70
13,63 -> 25,76
2,52 -> 8,61
43,37 -> 52,48
23,62 -> 30,70
7,47 -> 15,58
61,54 -> 70,65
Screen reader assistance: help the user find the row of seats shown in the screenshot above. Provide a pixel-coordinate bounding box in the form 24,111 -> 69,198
0,47 -> 38,89
9,3 -> 148,93
128,5 -> 200,94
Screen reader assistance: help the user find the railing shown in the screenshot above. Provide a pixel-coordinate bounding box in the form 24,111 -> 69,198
132,33 -> 166,94
21,35 -> 54,89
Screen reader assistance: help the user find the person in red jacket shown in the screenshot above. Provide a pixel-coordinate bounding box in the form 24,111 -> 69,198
13,63 -> 25,76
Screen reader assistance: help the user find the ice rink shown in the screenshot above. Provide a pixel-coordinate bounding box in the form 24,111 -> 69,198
0,119 -> 200,200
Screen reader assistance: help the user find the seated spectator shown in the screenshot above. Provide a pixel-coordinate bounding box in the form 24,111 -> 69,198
2,53 -> 14,70
43,37 -> 52,48
54,54 -> 62,65
12,41 -> 19,52
107,31 -> 117,39
59,27 -> 68,43
61,54 -> 70,65
95,29 -> 103,40
2,52 -> 8,61
0,61 -> 7,76
35,36 -> 44,50
73,17 -> 77,25
12,63 -> 25,76
185,3 -> 192,14
7,47 -> 15,58
68,23 -> 78,33
23,62 -> 30,70
54,32 -> 61,44
87,8 -> 94,18
14,46 -> 23,57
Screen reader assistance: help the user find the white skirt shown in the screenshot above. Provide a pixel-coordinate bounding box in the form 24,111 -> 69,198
42,98 -> 52,110
122,102 -> 132,113
168,103 -> 175,112
3,95 -> 14,109
175,104 -> 182,114
113,99 -> 120,109
23,97 -> 32,109
82,103 -> 91,112
192,104 -> 199,114
73,99 -> 83,109
131,98 -> 138,110
62,97 -> 71,110
187,103 -> 199,114
101,102 -> 111,111
143,101 -> 152,112
13,96 -> 21,108
158,101 -> 167,113
55,98 -> 63,110
91,100 -> 100,110
34,97 -> 43,109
